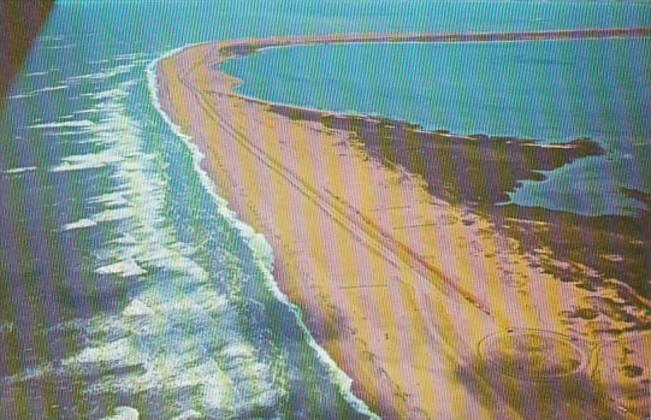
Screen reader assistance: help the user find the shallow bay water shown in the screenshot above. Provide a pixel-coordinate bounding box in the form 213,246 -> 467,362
223,38 -> 651,215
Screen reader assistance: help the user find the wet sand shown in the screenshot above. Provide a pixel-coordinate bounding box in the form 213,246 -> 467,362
157,30 -> 650,418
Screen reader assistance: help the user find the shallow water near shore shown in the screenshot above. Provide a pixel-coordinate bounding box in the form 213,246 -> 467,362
222,37 -> 651,216
1,0 -> 650,418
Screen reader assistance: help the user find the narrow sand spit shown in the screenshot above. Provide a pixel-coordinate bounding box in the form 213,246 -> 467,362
157,29 -> 650,418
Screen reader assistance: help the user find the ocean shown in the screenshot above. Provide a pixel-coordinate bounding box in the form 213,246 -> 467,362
1,0 -> 649,418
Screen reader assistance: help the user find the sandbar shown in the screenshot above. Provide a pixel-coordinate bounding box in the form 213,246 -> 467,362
156,29 -> 650,418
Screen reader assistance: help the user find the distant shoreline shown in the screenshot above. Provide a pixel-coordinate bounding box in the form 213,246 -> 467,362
157,29 -> 650,418
217,27 -> 651,55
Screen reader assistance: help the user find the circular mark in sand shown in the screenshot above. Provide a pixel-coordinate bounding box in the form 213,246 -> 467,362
478,329 -> 587,381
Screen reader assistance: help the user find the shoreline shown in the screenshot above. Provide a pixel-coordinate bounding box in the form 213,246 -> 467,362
156,30 -> 650,418
145,51 -> 380,419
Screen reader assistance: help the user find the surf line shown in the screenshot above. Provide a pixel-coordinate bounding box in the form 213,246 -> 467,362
146,47 -> 381,420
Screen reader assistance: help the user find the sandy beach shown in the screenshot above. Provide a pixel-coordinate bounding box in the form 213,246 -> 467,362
156,30 -> 650,418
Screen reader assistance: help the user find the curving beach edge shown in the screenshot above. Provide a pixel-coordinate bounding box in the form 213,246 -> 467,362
156,29 -> 651,419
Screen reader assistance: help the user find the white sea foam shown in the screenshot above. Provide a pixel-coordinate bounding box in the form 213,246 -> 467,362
76,109 -> 99,115
70,64 -> 135,81
82,88 -> 128,101
45,43 -> 76,50
101,406 -> 139,420
114,52 -> 148,61
89,58 -> 111,65
112,233 -> 137,245
146,47 -> 379,419
7,84 -> 69,100
23,71 -> 48,77
123,299 -> 154,318
81,288 -> 274,415
248,233 -> 274,268
33,85 -> 68,94
134,247 -> 175,263
89,192 -> 131,207
7,93 -> 33,100
44,130 -> 91,137
0,321 -> 14,334
186,361 -> 235,412
50,151 -> 125,173
50,161 -> 105,172
29,120 -> 95,129
62,218 -> 97,231
2,166 -> 37,175
71,338 -> 133,365
92,207 -> 135,223
172,410 -> 202,420
152,255 -> 209,282
4,365 -> 50,385
95,258 -> 146,277
63,152 -> 122,164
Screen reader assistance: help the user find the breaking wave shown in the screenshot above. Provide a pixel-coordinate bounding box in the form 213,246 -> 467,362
146,46 -> 378,419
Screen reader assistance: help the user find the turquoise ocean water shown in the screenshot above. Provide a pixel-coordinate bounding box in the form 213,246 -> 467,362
223,38 -> 651,215
0,1 -> 649,418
